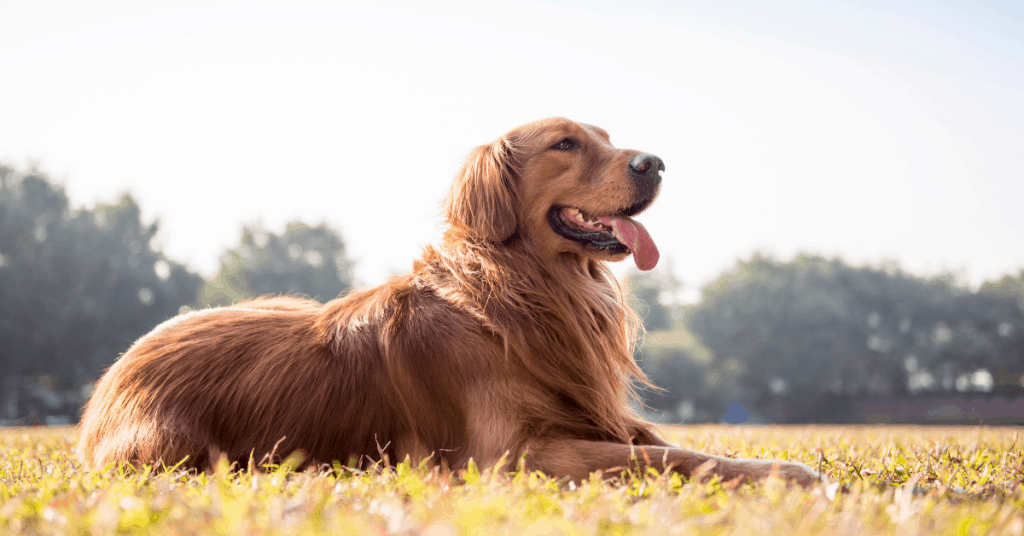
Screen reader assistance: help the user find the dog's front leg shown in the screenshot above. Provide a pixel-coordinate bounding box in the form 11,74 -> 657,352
524,439 -> 823,487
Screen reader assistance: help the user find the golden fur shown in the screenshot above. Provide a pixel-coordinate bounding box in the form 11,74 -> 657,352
78,118 -> 819,485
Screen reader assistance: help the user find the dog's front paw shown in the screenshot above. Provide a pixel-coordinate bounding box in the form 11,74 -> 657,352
773,461 -> 826,487
729,459 -> 826,487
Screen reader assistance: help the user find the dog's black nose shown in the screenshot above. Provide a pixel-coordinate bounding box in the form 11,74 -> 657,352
628,153 -> 664,191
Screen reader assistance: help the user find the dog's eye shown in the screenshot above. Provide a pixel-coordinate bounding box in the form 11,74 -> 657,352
550,138 -> 579,151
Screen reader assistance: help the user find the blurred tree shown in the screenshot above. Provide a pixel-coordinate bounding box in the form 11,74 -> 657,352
625,266 -> 734,420
978,271 -> 1024,391
200,221 -> 354,307
687,254 -> 1023,420
0,164 -> 202,395
625,267 -> 682,332
634,333 -> 735,422
981,271 -> 1024,307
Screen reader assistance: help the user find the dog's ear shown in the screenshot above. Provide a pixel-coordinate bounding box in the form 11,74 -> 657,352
443,136 -> 519,243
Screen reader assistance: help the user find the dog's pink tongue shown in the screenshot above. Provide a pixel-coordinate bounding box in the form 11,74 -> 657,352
596,215 -> 660,271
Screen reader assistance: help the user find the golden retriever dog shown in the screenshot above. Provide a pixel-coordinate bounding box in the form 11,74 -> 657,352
78,118 -> 820,486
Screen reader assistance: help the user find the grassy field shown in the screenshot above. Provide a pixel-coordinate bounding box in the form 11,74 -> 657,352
1,425 -> 1022,535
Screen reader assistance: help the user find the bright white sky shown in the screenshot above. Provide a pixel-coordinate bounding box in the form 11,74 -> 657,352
2,0 -> 1022,302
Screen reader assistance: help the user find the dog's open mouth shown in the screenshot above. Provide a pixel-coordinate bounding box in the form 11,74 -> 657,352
549,205 -> 660,270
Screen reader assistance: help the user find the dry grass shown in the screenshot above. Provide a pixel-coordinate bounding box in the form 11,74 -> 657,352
1,424 -> 1022,534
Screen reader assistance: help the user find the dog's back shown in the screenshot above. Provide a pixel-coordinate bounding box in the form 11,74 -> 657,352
78,294 -> 402,469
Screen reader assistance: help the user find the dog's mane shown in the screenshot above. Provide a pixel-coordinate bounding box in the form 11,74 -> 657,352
411,230 -> 656,443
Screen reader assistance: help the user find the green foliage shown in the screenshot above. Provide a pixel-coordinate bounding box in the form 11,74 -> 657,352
626,267 -> 683,332
981,270 -> 1024,310
979,271 -> 1024,367
0,164 -> 202,395
686,254 -> 1024,412
3,426 -> 1024,534
200,221 -> 354,307
634,344 -> 712,414
627,268 -> 740,420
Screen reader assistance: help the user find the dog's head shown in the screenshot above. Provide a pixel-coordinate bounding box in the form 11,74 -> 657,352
444,117 -> 663,271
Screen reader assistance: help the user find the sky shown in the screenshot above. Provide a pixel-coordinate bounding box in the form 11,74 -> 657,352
1,0 -> 1022,303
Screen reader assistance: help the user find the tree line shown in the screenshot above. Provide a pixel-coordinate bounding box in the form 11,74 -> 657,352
0,164 -> 353,424
1,163 -> 1022,424
629,255 -> 1024,423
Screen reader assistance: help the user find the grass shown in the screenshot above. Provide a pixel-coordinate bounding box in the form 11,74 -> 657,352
1,425 -> 1023,535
